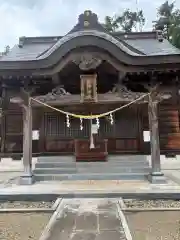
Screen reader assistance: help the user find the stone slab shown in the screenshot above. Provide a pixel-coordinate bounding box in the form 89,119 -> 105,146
19,175 -> 35,185
147,173 -> 167,184
44,198 -> 127,240
95,230 -> 125,240
76,213 -> 97,231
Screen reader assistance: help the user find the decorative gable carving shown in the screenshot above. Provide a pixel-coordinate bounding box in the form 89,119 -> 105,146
73,53 -> 102,70
69,10 -> 106,33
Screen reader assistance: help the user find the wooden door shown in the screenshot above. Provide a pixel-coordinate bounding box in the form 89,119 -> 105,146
107,108 -> 142,153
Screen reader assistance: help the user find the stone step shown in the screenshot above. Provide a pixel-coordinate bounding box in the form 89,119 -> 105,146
35,162 -> 77,168
35,161 -> 149,169
34,168 -> 77,174
33,167 -> 150,174
37,156 -> 75,163
35,155 -> 149,181
108,155 -> 147,161
34,172 -> 147,181
37,155 -> 148,163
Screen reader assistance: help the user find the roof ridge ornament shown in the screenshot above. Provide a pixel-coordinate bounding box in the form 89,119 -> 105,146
156,30 -> 164,42
18,36 -> 26,48
68,10 -> 106,34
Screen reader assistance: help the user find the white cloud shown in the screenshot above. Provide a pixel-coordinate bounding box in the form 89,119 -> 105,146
0,0 -> 179,51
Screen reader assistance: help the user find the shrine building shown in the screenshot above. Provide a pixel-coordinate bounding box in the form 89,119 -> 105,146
0,11 -> 180,184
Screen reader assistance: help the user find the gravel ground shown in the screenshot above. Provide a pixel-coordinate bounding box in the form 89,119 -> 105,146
0,213 -> 51,240
124,199 -> 180,208
0,201 -> 54,209
126,211 -> 180,240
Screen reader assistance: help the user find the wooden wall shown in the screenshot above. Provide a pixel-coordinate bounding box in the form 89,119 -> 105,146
159,103 -> 180,153
39,107 -> 142,154
3,103 -> 42,156
3,98 -> 180,156
141,99 -> 180,154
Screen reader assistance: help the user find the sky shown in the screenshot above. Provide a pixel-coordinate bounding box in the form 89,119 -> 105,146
0,0 -> 179,51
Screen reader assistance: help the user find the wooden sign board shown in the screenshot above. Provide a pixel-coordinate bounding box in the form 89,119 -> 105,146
80,74 -> 98,103
91,124 -> 98,134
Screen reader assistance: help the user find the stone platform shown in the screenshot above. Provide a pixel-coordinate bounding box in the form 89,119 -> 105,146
1,179 -> 180,200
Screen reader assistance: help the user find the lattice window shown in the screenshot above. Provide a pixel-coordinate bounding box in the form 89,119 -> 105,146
97,117 -> 115,138
44,113 -> 90,138
114,111 -> 138,138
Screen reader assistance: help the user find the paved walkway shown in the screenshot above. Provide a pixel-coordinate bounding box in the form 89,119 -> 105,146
0,179 -> 180,196
0,156 -> 180,195
43,198 -> 127,240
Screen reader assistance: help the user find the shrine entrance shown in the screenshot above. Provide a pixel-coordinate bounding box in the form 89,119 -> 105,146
38,101 -> 143,161
2,10 -> 177,184
33,57 -> 146,162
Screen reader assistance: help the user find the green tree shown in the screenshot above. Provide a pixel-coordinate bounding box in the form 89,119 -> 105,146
103,16 -> 118,32
155,1 -> 174,38
154,1 -> 180,48
4,45 -> 10,55
1,45 -> 10,56
169,9 -> 180,48
104,9 -> 145,33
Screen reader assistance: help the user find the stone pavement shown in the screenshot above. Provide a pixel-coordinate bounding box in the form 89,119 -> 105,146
43,198 -> 127,240
0,156 -> 180,195
1,178 -> 180,196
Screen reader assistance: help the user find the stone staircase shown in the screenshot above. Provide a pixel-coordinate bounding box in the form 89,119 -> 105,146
33,155 -> 150,181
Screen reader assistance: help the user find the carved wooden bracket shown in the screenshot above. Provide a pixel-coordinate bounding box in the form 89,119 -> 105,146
35,85 -> 71,102
10,88 -> 32,107
148,84 -> 172,103
111,83 -> 146,102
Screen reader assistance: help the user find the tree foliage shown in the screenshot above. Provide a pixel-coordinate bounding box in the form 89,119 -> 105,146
103,16 -> 118,32
154,1 -> 180,48
104,9 -> 145,33
103,1 -> 180,49
0,45 -> 10,56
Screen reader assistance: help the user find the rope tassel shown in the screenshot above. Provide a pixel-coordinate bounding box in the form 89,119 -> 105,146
90,119 -> 95,149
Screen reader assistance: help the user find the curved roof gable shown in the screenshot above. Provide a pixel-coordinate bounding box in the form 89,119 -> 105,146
0,10 -> 180,72
37,30 -> 143,60
37,10 -> 144,59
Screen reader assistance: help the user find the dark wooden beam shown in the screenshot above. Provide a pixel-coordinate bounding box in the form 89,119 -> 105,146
0,84 -> 8,156
52,73 -> 60,86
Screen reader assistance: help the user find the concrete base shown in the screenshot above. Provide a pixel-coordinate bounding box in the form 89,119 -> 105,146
147,172 -> 167,184
19,175 -> 35,185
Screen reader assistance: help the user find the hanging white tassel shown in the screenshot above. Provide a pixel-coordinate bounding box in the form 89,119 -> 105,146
90,119 -> 95,149
96,117 -> 100,129
66,114 -> 70,128
80,118 -> 83,130
110,113 -> 114,125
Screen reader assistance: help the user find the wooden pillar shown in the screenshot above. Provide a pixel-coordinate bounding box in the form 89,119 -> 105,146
147,94 -> 166,183
0,84 -> 7,158
19,96 -> 34,185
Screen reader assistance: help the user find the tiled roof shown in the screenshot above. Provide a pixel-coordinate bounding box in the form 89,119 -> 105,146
1,43 -> 54,61
125,38 -> 180,56
1,31 -> 179,62
0,10 -> 180,67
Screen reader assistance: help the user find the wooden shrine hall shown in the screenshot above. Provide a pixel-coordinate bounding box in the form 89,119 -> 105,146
0,10 -> 180,184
